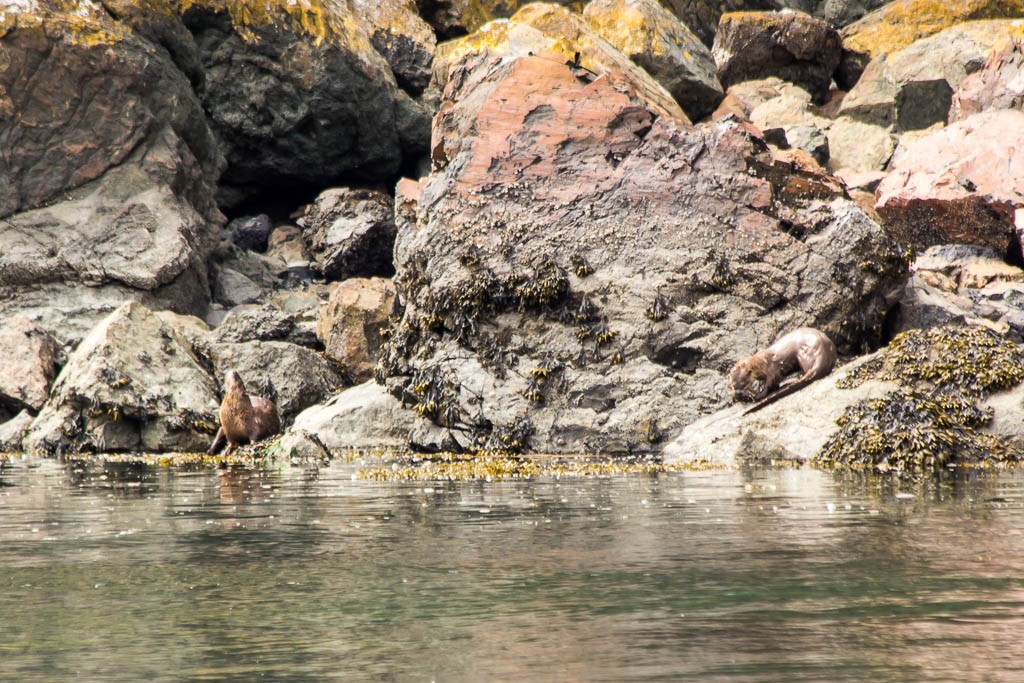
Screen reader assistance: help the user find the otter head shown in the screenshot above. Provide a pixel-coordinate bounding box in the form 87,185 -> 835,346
224,370 -> 246,395
728,360 -> 766,403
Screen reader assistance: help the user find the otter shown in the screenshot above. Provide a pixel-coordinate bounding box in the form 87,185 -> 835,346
208,370 -> 281,456
728,327 -> 837,406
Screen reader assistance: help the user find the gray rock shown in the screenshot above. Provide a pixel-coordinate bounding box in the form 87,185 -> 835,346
0,4 -> 221,220
185,8 -> 428,208
352,0 -> 437,94
0,164 -> 216,346
229,214 -> 274,253
281,381 -> 420,452
212,268 -> 263,307
0,411 -> 34,453
211,304 -> 296,344
825,116 -> 894,172
895,245 -> 1024,341
300,188 -> 398,281
0,5 -> 223,346
25,302 -> 220,455
663,353 -> 894,466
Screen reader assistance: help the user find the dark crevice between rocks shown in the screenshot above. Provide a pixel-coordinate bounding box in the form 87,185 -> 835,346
222,181 -> 323,226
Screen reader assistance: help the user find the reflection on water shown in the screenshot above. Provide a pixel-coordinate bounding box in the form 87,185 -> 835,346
2,458 -> 1024,682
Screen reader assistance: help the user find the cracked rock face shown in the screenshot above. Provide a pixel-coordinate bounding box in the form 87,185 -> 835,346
378,48 -> 906,455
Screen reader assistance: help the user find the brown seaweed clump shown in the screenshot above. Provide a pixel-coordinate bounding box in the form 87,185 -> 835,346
355,452 -> 718,482
817,325 -> 1024,474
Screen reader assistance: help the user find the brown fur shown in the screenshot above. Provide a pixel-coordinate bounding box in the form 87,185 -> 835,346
729,327 -> 837,403
208,370 -> 281,455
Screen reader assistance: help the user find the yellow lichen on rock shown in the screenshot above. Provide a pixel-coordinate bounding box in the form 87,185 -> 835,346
583,1 -> 662,58
2,0 -> 372,50
1,0 -> 131,46
842,0 -> 1024,59
176,0 -> 370,50
434,2 -> 687,122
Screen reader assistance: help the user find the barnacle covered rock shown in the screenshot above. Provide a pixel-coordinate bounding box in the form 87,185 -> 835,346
24,302 -> 220,455
382,40 -> 905,456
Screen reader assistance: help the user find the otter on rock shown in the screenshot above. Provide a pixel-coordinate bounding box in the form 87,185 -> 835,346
208,370 -> 281,456
728,327 -> 837,404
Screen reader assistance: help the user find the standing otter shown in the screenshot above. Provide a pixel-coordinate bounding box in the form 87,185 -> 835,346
728,327 -> 837,404
208,370 -> 281,455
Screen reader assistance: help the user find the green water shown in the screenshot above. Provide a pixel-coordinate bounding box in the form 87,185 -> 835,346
2,458 -> 1024,682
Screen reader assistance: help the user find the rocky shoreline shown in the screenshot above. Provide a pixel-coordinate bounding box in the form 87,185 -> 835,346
3,0 -> 1024,473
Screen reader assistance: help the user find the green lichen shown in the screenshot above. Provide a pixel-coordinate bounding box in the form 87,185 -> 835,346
817,325 -> 1024,474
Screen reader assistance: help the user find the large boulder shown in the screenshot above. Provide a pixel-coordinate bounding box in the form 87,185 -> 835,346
0,1 -> 224,344
951,37 -> 1024,120
712,10 -> 842,103
317,278 -> 398,383
431,3 -> 688,122
839,20 -> 1024,129
839,0 -> 1024,88
0,317 -> 62,413
583,0 -> 724,121
25,303 -> 220,455
874,110 -> 1024,254
380,48 -> 906,455
299,188 -> 398,281
278,381 -> 421,454
182,2 -> 431,207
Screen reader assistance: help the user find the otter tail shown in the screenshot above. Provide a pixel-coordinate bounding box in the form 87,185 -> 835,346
741,378 -> 814,416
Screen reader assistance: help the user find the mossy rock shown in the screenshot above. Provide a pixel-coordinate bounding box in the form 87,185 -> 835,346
816,325 -> 1024,474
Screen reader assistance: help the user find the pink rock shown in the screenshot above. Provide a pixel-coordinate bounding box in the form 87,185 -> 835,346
875,110 -> 1024,253
0,317 -> 62,411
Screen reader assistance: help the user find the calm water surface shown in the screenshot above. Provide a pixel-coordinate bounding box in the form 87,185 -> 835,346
2,457 -> 1024,682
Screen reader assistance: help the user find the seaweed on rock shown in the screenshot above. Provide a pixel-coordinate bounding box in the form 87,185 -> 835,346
817,325 -> 1024,474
